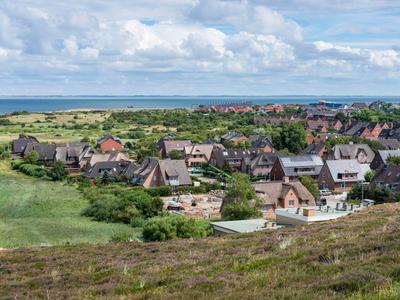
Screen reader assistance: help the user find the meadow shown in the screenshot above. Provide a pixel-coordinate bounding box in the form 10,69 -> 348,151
0,161 -> 141,248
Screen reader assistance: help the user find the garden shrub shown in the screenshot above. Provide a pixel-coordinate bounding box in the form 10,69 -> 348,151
142,215 -> 213,242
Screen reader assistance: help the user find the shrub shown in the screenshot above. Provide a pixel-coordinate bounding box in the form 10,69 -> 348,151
142,215 -> 213,242
221,203 -> 262,221
82,189 -> 163,224
146,186 -> 173,197
48,161 -> 68,181
16,163 -> 46,177
109,232 -> 135,243
24,150 -> 39,164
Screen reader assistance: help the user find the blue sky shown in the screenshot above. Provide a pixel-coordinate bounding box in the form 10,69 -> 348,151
0,0 -> 399,95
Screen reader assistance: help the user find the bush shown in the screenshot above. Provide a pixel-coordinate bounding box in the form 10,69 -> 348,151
82,189 -> 163,224
146,186 -> 173,197
48,161 -> 68,181
24,150 -> 39,164
142,215 -> 213,242
15,163 -> 46,177
221,203 -> 262,221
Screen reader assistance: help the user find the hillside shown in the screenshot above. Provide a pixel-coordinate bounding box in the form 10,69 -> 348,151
1,204 -> 400,299
0,162 -> 140,248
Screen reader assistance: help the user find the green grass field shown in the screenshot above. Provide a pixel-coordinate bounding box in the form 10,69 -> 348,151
0,162 -> 141,248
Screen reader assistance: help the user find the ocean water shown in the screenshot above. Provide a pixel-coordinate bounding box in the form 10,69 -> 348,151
0,96 -> 399,114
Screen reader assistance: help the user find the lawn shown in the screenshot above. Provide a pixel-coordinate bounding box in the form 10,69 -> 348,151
0,162 -> 141,248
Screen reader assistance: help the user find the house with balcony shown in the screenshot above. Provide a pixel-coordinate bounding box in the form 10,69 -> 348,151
318,159 -> 371,193
329,143 -> 375,164
184,144 -> 224,167
270,155 -> 324,180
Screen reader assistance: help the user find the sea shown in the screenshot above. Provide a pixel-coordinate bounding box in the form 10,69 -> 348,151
0,95 -> 399,115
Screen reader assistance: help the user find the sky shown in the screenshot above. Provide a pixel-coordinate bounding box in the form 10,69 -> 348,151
0,0 -> 399,96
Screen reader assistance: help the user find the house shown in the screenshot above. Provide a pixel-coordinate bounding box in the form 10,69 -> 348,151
11,134 -> 39,156
85,160 -> 132,178
377,138 -> 400,150
369,101 -> 387,110
156,133 -> 177,150
270,155 -> 324,180
249,135 -> 274,153
307,119 -> 337,132
220,132 -> 248,146
370,166 -> 400,196
253,178 -> 316,218
318,160 -> 371,193
129,159 -> 192,188
248,153 -> 279,177
330,144 -> 375,164
96,135 -> 123,152
55,143 -> 93,171
184,144 -> 223,167
352,102 -> 368,110
23,143 -> 57,164
87,151 -> 130,168
379,124 -> 400,140
301,143 -> 328,158
341,121 -> 370,137
313,133 -> 342,144
210,148 -> 259,173
161,140 -> 192,158
370,149 -> 400,170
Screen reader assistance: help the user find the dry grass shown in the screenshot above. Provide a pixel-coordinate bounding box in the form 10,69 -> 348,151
1,204 -> 400,299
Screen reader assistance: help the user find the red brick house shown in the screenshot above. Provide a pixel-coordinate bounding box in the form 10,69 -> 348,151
253,178 -> 316,218
96,135 -> 123,152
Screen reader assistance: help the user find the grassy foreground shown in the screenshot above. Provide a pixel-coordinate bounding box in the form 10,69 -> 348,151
1,204 -> 400,299
0,162 -> 140,248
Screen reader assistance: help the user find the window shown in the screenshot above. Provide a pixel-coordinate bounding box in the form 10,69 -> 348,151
288,200 -> 295,207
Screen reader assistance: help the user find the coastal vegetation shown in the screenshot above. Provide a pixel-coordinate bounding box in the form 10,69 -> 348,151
1,203 -> 400,299
0,161 -> 140,248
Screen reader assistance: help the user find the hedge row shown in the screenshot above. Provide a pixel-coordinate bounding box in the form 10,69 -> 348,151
11,160 -> 46,177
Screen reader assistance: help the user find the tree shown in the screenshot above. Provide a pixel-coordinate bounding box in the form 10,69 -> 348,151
364,170 -> 376,183
168,149 -> 183,159
273,123 -> 307,154
48,161 -> 68,181
221,173 -> 261,220
24,150 -> 39,164
299,176 -> 320,200
335,112 -> 349,124
387,155 -> 400,167
225,173 -> 256,204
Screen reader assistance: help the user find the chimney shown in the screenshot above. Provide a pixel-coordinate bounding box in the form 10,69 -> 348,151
283,176 -> 290,183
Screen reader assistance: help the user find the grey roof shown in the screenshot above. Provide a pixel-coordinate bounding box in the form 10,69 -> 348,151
377,149 -> 400,164
352,102 -> 368,109
11,134 -> 39,154
210,219 -> 272,233
249,135 -> 274,149
372,166 -> 400,191
377,139 -> 400,150
24,143 -> 56,161
302,143 -> 326,155
332,144 -> 375,162
127,158 -> 158,179
325,160 -> 371,183
342,121 -> 369,136
55,143 -> 89,165
249,153 -> 279,170
278,155 -> 324,177
163,140 -> 192,154
158,159 -> 192,185
85,161 -> 131,178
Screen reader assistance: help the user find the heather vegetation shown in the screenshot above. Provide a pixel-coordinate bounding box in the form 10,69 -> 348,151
1,204 -> 400,299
